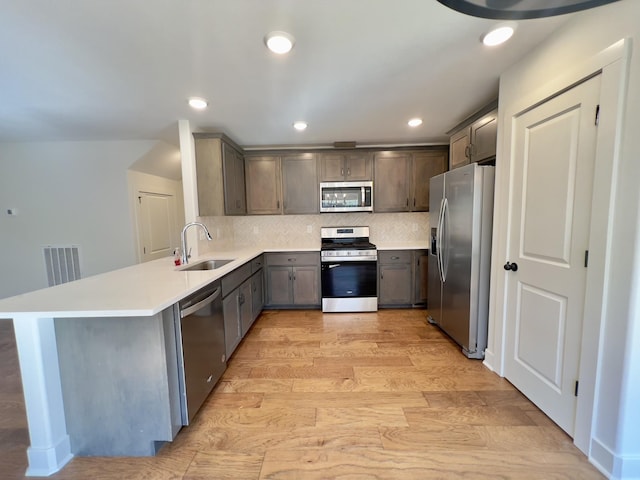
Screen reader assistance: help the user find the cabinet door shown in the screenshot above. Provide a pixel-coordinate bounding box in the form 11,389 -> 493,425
470,111 -> 497,163
266,266 -> 293,305
282,154 -> 318,214
450,127 -> 471,170
222,291 -> 242,358
250,270 -> 264,322
222,142 -> 246,215
411,150 -> 448,212
379,264 -> 412,305
292,266 -> 320,306
245,156 -> 282,214
194,137 -> 225,216
413,250 -> 429,306
319,153 -> 346,181
374,152 -> 411,212
239,280 -> 253,337
345,153 -> 373,181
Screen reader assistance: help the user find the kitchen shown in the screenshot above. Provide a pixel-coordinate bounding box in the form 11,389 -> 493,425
1,1 -> 639,479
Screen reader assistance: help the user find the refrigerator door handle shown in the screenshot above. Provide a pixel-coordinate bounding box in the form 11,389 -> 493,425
440,197 -> 449,283
436,198 -> 446,283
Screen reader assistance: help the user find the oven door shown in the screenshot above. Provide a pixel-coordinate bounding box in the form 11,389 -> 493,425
321,259 -> 378,312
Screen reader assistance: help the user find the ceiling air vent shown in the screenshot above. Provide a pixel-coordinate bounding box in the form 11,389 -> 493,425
43,245 -> 82,286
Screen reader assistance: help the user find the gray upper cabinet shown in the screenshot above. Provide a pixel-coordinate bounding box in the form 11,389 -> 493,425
194,134 -> 246,216
374,149 -> 448,213
449,105 -> 498,170
411,150 -> 448,212
449,127 -> 471,170
222,142 -> 246,215
374,152 -> 412,212
319,152 -> 373,181
245,153 -> 319,215
245,155 -> 282,215
282,153 -> 318,214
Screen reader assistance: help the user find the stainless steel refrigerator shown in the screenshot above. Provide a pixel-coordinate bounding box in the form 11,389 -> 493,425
427,163 -> 494,359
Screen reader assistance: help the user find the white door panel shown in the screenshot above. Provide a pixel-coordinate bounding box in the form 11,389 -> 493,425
138,192 -> 175,262
504,75 -> 600,435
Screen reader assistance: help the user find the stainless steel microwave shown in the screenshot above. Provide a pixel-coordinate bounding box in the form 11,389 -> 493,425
319,181 -> 373,213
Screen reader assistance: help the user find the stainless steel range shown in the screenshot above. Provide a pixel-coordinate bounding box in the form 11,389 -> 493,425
321,226 -> 378,312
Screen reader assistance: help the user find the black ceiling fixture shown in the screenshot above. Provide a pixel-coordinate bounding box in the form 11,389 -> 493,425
437,0 -> 621,19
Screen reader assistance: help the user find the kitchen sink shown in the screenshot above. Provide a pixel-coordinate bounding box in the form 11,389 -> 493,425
179,259 -> 234,271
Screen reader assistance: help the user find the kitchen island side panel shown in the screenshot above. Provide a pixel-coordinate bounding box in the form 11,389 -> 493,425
54,312 -> 180,456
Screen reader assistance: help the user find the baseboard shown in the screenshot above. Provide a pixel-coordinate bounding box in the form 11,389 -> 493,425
591,437 -> 640,479
483,349 -> 497,374
25,435 -> 73,477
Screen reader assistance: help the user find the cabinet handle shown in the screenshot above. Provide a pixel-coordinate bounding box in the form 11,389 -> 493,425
341,168 -> 344,176
464,145 -> 471,159
347,168 -> 351,176
406,198 -> 409,207
293,273 -> 296,280
288,258 -> 295,262
413,198 -> 416,207
381,271 -> 384,279
391,256 -> 400,260
277,200 -> 280,209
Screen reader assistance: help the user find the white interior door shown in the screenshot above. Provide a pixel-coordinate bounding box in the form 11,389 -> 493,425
504,75 -> 600,436
137,192 -> 175,262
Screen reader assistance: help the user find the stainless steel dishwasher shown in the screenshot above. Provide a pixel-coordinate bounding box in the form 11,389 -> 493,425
174,280 -> 226,425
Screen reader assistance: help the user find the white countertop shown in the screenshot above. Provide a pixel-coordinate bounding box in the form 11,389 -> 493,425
0,247 -> 269,318
0,243 -> 427,319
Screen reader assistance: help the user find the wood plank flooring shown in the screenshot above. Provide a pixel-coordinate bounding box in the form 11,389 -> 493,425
0,310 -> 604,479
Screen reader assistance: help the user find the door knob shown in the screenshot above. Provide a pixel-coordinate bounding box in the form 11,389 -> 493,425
504,262 -> 518,272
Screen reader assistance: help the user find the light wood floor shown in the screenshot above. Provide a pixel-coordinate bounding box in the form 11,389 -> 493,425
1,310 -> 604,479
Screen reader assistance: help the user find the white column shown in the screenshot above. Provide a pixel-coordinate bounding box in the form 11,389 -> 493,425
13,315 -> 72,476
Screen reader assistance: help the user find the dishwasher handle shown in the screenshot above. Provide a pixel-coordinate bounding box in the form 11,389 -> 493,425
180,287 -> 221,318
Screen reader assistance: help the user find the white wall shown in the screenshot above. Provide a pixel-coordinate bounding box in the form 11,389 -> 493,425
0,140 -> 181,299
488,1 -> 640,478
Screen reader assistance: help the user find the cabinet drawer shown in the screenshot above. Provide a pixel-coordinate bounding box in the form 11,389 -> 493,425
221,263 -> 252,297
378,250 -> 411,264
266,252 -> 319,266
251,255 -> 264,273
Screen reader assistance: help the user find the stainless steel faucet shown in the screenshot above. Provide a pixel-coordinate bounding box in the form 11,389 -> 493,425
181,222 -> 213,264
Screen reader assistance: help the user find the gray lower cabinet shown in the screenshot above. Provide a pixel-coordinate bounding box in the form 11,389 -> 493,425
378,250 -> 413,306
265,252 -> 320,307
221,262 -> 257,358
413,250 -> 429,306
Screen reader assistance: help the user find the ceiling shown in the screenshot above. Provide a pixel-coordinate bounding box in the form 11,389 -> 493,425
0,0 -> 579,148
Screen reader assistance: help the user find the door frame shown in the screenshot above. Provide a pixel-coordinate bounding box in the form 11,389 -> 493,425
486,38 -> 630,456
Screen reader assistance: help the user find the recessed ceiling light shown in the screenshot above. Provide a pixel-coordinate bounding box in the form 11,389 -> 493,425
408,118 -> 423,127
188,97 -> 208,110
293,121 -> 308,131
482,26 -> 514,47
265,31 -> 295,54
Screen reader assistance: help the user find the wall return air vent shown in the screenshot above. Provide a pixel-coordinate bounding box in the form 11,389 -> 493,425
43,245 -> 82,286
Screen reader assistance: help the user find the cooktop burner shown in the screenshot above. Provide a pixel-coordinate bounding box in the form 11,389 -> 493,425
321,239 -> 377,251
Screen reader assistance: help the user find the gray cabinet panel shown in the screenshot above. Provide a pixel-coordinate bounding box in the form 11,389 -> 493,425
411,151 -> 447,212
320,152 -> 372,181
239,280 -> 253,337
282,154 -> 318,214
374,152 -> 411,212
266,266 -> 294,305
379,264 -> 412,305
414,250 -> 429,306
223,291 -> 242,358
245,156 -> 282,214
222,142 -> 246,215
250,270 -> 264,322
292,266 -> 320,305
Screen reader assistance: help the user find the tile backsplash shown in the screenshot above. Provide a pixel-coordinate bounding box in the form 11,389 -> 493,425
197,212 -> 430,253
